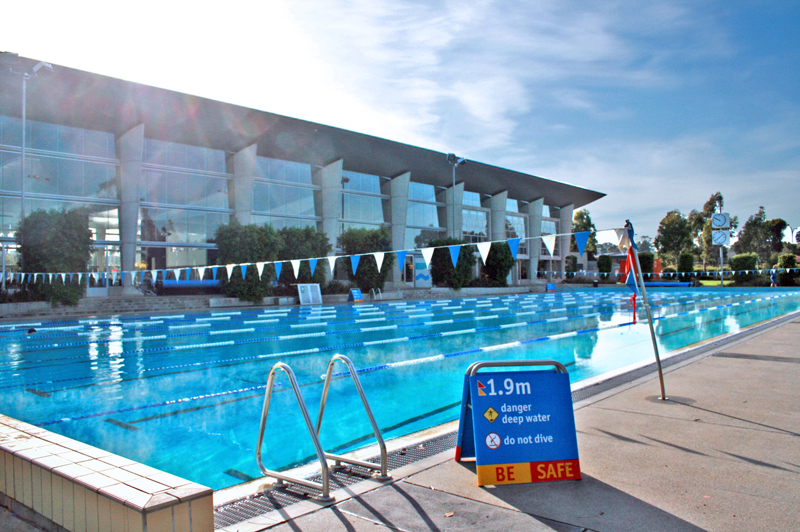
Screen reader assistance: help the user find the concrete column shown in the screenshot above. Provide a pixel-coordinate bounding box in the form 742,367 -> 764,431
559,203 -> 574,277
381,172 -> 410,284
525,198 -> 544,281
483,191 -> 508,242
436,182 -> 464,239
230,144 -> 257,225
312,158 -> 343,257
115,124 -> 144,295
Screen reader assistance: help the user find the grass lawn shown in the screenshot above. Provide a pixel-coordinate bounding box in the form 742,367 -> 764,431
699,279 -> 735,286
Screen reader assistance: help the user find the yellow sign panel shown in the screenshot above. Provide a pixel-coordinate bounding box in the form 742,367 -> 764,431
483,407 -> 499,423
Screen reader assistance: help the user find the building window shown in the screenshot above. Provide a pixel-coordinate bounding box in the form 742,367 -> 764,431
144,139 -> 226,173
409,182 -> 437,202
255,157 -> 313,185
506,214 -> 528,255
462,209 -> 488,243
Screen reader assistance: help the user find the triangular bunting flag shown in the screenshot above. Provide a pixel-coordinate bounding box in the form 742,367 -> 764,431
396,250 -> 407,269
240,264 -> 248,279
351,255 -> 361,276
150,270 -> 158,281
60,273 -> 66,283
327,256 -> 337,274
477,242 -> 491,264
226,264 -> 235,279
211,266 -> 218,280
275,262 -> 283,279
448,245 -> 461,269
542,235 -> 556,256
574,232 -> 590,256
309,258 -> 318,277
111,272 -> 118,285
256,262 -> 265,278
508,238 -> 520,260
48,273 -> 53,283
198,266 -> 207,281
290,259 -> 300,278
421,248 -> 434,268
373,252 -> 385,273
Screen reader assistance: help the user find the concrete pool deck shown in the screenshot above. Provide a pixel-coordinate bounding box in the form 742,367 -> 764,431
3,308 -> 800,531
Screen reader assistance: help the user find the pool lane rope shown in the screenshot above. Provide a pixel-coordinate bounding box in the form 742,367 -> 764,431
25,292 -> 791,424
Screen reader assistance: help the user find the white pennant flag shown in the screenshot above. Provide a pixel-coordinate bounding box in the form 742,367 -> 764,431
150,270 -> 157,282
373,252 -> 385,272
290,259 -> 301,277
542,235 -> 557,256
60,273 -> 66,283
421,247 -> 435,268
327,256 -> 337,274
197,266 -> 207,281
77,273 -> 83,284
477,242 -> 491,264
225,264 -> 235,279
111,272 -> 118,285
48,273 -> 53,283
93,272 -> 101,283
34,273 -> 39,283
256,262 -> 265,278
171,268 -> 180,280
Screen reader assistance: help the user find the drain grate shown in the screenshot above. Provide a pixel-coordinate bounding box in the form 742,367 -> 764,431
213,431 -> 457,529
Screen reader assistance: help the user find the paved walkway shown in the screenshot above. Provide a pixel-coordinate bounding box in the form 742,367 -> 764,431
4,313 -> 799,531
242,313 -> 800,532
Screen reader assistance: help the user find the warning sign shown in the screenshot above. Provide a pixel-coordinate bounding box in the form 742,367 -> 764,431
456,363 -> 581,486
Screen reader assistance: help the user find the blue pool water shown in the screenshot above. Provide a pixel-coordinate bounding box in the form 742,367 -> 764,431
1,287 -> 799,490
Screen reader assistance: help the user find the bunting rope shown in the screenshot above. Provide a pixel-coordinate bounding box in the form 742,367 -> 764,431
2,226 -> 795,285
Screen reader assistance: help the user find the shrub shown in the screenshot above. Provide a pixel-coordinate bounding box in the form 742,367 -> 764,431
483,242 -> 514,286
777,253 -> 798,286
428,238 -> 476,289
17,208 -> 93,306
677,252 -> 695,273
638,252 -> 654,274
338,227 -> 395,292
276,226 -> 332,287
597,255 -> 612,274
729,253 -> 759,285
215,219 -> 282,303
565,255 -> 578,275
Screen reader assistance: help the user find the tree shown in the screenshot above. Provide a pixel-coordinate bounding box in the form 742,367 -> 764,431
767,219 -> 788,253
215,219 -> 282,302
338,227 -> 395,292
636,236 -> 653,253
733,207 -> 770,264
654,210 -> 693,268
428,238 -> 476,289
17,208 -> 93,305
276,226 -> 332,286
571,210 -> 597,257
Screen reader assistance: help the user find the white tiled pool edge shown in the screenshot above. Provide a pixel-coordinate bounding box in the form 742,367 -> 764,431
0,414 -> 213,532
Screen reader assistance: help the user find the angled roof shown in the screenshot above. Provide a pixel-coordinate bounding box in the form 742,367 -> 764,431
1,56 -> 604,208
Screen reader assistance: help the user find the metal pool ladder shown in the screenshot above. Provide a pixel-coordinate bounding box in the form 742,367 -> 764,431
255,356 -> 390,502
255,362 -> 335,501
369,287 -> 382,300
317,354 -> 391,481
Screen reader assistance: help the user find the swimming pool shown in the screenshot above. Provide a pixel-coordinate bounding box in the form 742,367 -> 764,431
2,287 -> 799,490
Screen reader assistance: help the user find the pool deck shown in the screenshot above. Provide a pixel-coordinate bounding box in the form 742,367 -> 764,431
4,310 -> 800,531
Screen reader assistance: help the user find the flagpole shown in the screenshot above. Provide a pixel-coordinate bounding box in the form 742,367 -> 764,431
625,221 -> 667,400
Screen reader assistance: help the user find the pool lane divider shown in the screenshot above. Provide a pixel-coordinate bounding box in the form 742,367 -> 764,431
1,292 -> 791,375
23,293 -> 796,425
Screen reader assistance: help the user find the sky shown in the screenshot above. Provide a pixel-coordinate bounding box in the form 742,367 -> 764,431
3,0 -> 799,240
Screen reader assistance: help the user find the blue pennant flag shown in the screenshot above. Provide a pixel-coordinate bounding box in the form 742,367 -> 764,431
309,258 -> 318,276
508,238 -> 520,260
396,250 -> 407,269
574,232 -> 590,256
351,255 -> 361,275
211,266 -> 218,280
448,245 -> 461,269
240,264 -> 248,279
275,262 -> 282,279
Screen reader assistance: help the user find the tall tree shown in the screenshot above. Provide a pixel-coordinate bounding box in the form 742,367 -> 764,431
654,210 -> 693,268
766,218 -> 788,253
338,227 -> 395,292
733,207 -> 770,263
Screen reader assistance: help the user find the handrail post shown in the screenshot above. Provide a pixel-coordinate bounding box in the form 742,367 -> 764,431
317,354 -> 391,481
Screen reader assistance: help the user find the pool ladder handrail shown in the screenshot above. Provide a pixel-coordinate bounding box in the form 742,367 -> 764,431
316,354 -> 391,481
369,287 -> 382,300
255,362 -> 335,502
466,359 -> 569,376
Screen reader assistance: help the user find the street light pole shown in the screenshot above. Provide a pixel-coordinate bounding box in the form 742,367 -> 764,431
446,153 -> 466,239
